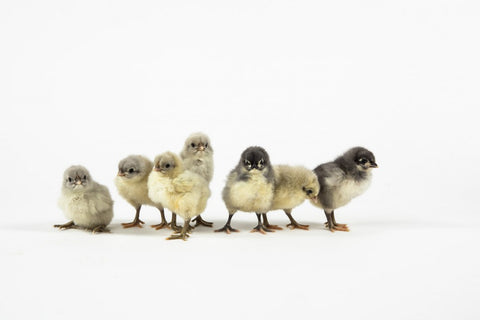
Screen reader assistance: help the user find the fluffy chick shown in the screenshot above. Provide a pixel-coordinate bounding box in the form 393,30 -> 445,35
180,132 -> 214,227
215,146 -> 275,234
148,152 -> 211,240
262,165 -> 320,230
55,165 -> 113,233
311,147 -> 378,232
115,155 -> 168,229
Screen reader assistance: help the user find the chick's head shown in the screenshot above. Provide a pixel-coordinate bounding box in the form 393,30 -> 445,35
302,172 -> 320,201
63,165 -> 92,191
153,152 -> 183,178
346,147 -> 378,171
182,132 -> 213,158
240,146 -> 271,172
117,155 -> 151,181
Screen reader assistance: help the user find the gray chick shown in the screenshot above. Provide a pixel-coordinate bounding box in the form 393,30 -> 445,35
179,132 -> 214,228
115,155 -> 168,229
311,147 -> 378,232
55,165 -> 114,233
215,146 -> 275,234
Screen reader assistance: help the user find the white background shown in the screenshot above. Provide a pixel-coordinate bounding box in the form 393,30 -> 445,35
1,1 -> 479,319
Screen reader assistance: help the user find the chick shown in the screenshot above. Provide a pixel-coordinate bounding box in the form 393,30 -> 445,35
54,165 -> 113,233
215,146 -> 275,234
115,155 -> 168,229
148,152 -> 211,240
311,147 -> 378,232
180,132 -> 214,228
262,165 -> 320,230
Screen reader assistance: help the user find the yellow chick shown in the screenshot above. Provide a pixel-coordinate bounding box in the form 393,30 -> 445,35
262,165 -> 320,230
147,152 -> 211,240
115,155 -> 169,229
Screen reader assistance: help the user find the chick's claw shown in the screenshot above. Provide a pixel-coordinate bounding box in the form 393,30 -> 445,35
192,215 -> 213,227
151,222 -> 169,230
214,225 -> 239,234
286,222 -> 310,230
122,219 -> 145,228
250,225 -> 274,234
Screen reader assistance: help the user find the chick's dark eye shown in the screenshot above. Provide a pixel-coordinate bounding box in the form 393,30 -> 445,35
358,158 -> 367,164
191,143 -> 195,148
165,164 -> 170,168
68,177 -> 72,182
205,143 -> 208,148
128,168 -> 134,174
83,175 -> 87,180
306,189 -> 313,195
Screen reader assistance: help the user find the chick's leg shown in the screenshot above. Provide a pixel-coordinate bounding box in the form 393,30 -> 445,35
92,225 -> 110,234
284,209 -> 309,230
251,213 -> 274,234
214,212 -> 239,234
122,205 -> 145,228
324,210 -> 349,232
192,215 -> 213,227
166,213 -> 182,232
53,221 -> 77,230
331,211 -> 349,231
261,213 -> 283,230
151,208 -> 169,230
166,218 -> 191,241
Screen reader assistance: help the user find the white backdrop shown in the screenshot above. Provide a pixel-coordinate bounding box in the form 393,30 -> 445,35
1,1 -> 479,319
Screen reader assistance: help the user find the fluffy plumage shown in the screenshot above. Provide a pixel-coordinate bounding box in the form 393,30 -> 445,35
55,165 -> 113,233
115,155 -> 168,229
262,165 -> 319,230
216,146 -> 275,234
180,132 -> 214,227
148,152 -> 211,240
311,147 -> 378,232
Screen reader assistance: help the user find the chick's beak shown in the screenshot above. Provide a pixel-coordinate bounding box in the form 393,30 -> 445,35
75,179 -> 82,185
196,144 -> 205,151
118,171 -> 126,177
370,162 -> 378,168
153,167 -> 161,172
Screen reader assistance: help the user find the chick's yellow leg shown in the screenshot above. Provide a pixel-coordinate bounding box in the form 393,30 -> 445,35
122,205 -> 145,228
192,215 -> 213,227
261,213 -> 283,230
166,218 -> 191,241
151,208 -> 169,230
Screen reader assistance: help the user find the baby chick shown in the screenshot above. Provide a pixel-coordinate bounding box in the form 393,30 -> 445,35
180,132 -> 214,227
115,155 -> 168,229
54,165 -> 113,233
215,146 -> 275,234
262,165 -> 320,230
148,152 -> 211,240
311,147 -> 378,232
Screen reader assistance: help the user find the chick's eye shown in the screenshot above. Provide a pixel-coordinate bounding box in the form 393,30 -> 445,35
83,175 -> 87,180
205,143 -> 208,148
128,168 -> 134,174
191,143 -> 195,148
165,164 -> 170,168
306,189 -> 313,195
358,158 -> 367,164
68,177 -> 72,182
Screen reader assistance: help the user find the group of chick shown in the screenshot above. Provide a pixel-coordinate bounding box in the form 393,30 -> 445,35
54,132 -> 378,240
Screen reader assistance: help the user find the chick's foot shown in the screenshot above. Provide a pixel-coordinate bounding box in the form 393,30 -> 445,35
92,225 -> 110,234
192,215 -> 213,227
53,221 -> 77,230
122,219 -> 145,228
